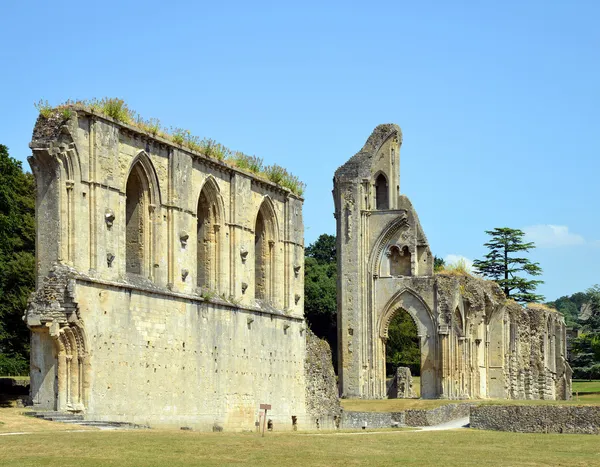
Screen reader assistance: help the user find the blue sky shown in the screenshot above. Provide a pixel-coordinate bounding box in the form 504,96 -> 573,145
1,1 -> 598,301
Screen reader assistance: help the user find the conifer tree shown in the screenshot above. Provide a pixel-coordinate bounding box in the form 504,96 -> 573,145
473,227 -> 544,303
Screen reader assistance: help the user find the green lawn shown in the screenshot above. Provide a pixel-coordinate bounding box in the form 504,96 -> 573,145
0,427 -> 598,466
342,380 -> 600,412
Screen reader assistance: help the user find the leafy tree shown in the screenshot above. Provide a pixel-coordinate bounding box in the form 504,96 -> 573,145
473,227 -> 544,303
0,145 -> 35,375
433,256 -> 445,272
304,234 -> 338,367
386,311 -> 420,376
547,291 -> 590,328
570,285 -> 600,380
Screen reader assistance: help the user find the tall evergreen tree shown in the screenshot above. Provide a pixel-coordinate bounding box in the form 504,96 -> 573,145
0,145 -> 35,375
473,227 -> 544,303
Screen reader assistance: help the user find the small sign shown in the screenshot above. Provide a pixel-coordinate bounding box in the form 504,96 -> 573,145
260,404 -> 271,410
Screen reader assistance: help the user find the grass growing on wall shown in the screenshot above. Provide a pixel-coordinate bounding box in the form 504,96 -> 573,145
34,98 -> 306,196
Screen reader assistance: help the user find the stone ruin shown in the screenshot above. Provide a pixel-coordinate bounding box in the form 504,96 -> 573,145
387,367 -> 415,399
25,106 -> 316,430
24,111 -> 571,433
333,124 -> 572,401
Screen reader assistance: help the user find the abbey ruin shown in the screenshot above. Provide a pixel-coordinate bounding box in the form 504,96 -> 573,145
25,107 -> 309,430
334,124 -> 571,400
25,109 -> 570,433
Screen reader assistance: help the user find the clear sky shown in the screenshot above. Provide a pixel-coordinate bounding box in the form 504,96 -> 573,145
1,1 -> 598,301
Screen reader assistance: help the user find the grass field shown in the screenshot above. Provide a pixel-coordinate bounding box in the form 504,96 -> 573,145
0,424 -> 599,466
342,380 -> 600,412
0,379 -> 599,466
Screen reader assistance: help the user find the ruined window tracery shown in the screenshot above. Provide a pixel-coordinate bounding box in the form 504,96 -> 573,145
196,181 -> 222,292
375,173 -> 389,210
254,201 -> 276,302
125,164 -> 148,275
389,245 -> 411,276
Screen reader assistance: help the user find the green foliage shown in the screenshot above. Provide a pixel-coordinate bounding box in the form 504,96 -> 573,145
386,311 -> 420,376
34,99 -> 52,118
304,234 -> 337,368
433,256 -> 445,272
0,145 -> 35,373
98,98 -> 134,123
0,353 -> 29,376
570,285 -> 600,379
473,227 -> 544,303
305,234 -> 336,264
231,152 -> 264,174
547,291 -> 590,327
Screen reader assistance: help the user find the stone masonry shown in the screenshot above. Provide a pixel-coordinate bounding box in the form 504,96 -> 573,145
333,124 -> 571,400
25,108 -> 308,430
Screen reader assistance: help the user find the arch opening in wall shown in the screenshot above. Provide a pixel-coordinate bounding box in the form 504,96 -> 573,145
384,308 -> 420,392
375,173 -> 389,210
125,163 -> 149,275
389,245 -> 411,276
196,179 -> 223,293
254,199 -> 277,303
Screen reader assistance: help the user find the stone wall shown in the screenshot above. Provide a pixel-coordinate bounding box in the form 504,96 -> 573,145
26,107 -> 308,431
304,329 -> 341,429
333,123 -> 571,401
470,405 -> 600,434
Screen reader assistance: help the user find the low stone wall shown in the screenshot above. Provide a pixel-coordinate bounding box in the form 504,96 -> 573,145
471,405 -> 600,434
341,403 -> 470,429
404,403 -> 470,426
341,411 -> 403,429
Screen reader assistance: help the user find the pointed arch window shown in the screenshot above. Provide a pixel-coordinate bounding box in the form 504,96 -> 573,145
125,163 -> 149,275
255,201 -> 277,302
197,180 -> 222,292
375,173 -> 389,210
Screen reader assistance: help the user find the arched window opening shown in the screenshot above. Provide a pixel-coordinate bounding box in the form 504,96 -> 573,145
125,164 -> 147,275
197,185 -> 221,291
254,203 -> 276,302
389,245 -> 411,276
375,173 -> 389,210
385,309 -> 420,398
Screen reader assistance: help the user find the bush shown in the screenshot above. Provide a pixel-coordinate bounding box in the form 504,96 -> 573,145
0,354 -> 28,376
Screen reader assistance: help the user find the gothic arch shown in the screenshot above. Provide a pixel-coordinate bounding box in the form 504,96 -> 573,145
254,197 -> 279,302
377,288 -> 438,398
374,171 -> 389,210
368,213 -> 410,276
196,176 -> 225,292
124,152 -> 160,277
52,322 -> 89,412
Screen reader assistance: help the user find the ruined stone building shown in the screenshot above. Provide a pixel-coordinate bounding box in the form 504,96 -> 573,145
25,108 -> 308,430
333,124 -> 571,400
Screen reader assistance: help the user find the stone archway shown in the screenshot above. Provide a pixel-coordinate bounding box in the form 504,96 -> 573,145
377,289 -> 438,399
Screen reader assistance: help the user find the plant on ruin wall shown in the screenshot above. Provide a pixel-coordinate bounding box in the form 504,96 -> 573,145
473,227 -> 544,303
34,98 -> 305,196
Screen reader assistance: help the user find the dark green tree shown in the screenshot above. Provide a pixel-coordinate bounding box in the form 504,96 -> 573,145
433,256 -> 445,272
386,311 -> 420,376
570,285 -> 600,380
0,145 -> 35,375
304,234 -> 338,367
473,227 -> 544,303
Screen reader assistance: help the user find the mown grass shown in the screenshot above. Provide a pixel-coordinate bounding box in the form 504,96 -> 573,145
0,408 -> 94,434
1,427 -> 599,467
342,380 -> 600,412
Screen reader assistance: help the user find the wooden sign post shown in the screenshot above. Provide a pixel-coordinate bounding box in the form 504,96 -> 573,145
259,403 -> 271,437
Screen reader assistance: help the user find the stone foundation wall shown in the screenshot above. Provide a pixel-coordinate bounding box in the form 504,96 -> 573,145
470,405 -> 600,434
304,330 -> 341,429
